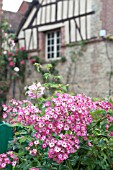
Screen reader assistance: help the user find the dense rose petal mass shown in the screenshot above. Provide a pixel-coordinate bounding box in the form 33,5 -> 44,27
2,91 -> 113,164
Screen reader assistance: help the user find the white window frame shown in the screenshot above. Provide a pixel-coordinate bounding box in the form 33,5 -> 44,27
45,30 -> 61,61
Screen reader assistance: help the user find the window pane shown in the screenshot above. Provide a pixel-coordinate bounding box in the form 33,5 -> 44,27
52,32 -> 54,38
57,52 -> 60,57
52,53 -> 54,58
48,33 -> 50,38
52,46 -> 54,51
49,32 -> 54,38
57,31 -> 60,37
48,53 -> 50,59
48,40 -> 50,45
57,38 -> 60,44
46,31 -> 61,60
52,39 -> 54,44
57,46 -> 60,51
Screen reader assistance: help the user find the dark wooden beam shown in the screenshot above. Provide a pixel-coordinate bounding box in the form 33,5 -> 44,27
74,19 -> 84,41
25,11 -> 95,30
28,29 -> 33,50
24,30 -> 26,49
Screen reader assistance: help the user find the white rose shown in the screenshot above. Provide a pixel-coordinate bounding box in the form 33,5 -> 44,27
14,67 -> 19,72
3,51 -> 7,55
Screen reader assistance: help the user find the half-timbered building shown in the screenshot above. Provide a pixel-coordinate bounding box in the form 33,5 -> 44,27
17,0 -> 95,60
15,0 -> 113,98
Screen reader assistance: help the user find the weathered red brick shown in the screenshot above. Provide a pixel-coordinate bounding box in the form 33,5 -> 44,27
100,0 -> 113,35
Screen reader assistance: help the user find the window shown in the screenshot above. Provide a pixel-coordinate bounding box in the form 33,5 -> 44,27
46,30 -> 61,60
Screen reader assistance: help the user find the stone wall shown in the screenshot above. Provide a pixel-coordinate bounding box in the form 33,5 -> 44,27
57,40 -> 113,97
7,39 -> 113,100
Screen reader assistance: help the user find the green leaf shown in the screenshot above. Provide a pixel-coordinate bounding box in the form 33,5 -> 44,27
53,75 -> 62,80
108,125 -> 113,132
34,63 -> 42,72
43,73 -> 51,79
46,64 -> 53,70
11,123 -> 23,128
80,145 -> 91,151
61,86 -> 68,92
19,136 -> 27,143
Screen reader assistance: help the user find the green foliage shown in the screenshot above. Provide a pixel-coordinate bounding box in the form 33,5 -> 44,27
1,18 -> 113,170
0,17 -> 39,105
4,64 -> 113,170
60,56 -> 67,63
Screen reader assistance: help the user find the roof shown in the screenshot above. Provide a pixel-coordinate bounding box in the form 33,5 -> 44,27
3,1 -> 31,33
3,11 -> 23,33
16,0 -> 39,36
18,1 -> 30,15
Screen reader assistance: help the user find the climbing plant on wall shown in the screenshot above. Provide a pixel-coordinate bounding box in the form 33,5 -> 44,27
0,18 -> 29,105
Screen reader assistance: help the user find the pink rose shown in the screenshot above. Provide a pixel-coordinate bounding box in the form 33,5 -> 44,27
9,61 -> 15,67
20,60 -> 25,65
20,47 -> 25,51
8,52 -> 13,56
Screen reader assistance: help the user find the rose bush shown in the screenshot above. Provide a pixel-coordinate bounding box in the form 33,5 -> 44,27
2,64 -> 113,170
0,151 -> 18,169
0,18 -> 41,106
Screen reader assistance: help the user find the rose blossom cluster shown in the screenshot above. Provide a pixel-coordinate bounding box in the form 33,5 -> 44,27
33,93 -> 97,163
94,100 -> 112,112
0,151 -> 18,169
29,168 -> 39,170
47,134 -> 80,163
94,100 -> 113,136
106,113 -> 113,136
6,49 -> 26,68
2,85 -> 113,164
33,93 -> 113,163
26,140 -> 39,156
28,55 -> 36,64
26,82 -> 45,99
2,99 -> 41,126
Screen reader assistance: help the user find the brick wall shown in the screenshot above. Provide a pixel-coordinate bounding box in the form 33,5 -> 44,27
101,0 -> 113,35
0,0 -> 2,14
38,32 -> 46,61
18,1 -> 29,15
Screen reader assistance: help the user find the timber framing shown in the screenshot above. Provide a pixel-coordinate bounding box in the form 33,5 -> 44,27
17,0 -> 95,51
